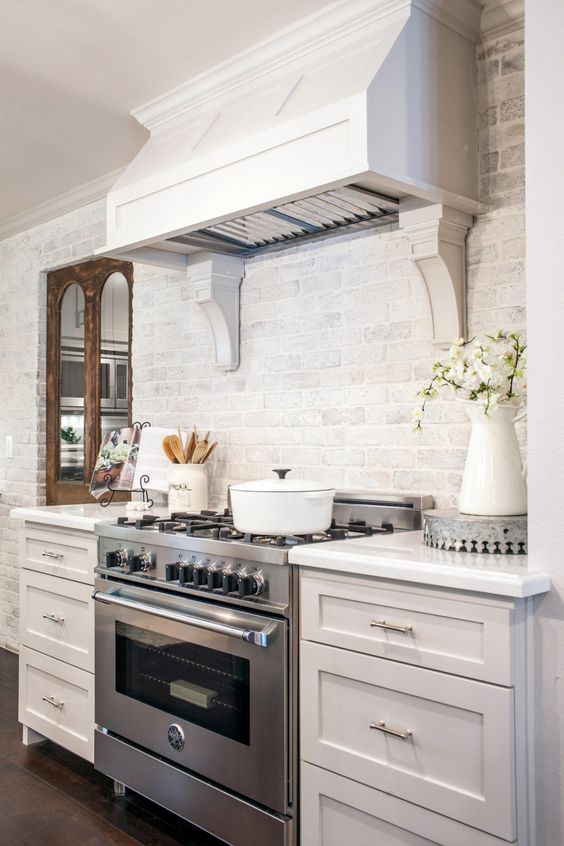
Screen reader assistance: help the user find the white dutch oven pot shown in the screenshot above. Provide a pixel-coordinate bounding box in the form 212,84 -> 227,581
230,469 -> 335,536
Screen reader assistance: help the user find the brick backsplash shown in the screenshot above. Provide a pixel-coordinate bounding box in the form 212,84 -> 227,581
0,202 -> 107,649
0,29 -> 525,650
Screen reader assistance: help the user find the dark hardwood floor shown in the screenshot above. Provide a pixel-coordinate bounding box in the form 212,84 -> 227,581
0,648 -> 226,846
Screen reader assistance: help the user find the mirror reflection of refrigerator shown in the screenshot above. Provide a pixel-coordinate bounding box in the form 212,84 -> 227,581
59,348 -> 129,480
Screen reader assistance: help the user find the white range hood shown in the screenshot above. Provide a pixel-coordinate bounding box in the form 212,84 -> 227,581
100,0 -> 482,368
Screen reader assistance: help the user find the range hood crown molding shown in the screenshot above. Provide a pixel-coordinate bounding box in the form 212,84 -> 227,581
134,0 -> 482,133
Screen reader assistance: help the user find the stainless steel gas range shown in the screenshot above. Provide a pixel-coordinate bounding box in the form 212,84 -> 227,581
93,492 -> 431,846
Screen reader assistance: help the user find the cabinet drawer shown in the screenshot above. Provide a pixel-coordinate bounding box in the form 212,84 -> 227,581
18,646 -> 94,762
22,525 -> 97,585
300,641 -> 516,841
20,570 -> 94,671
300,570 -> 514,684
301,763 -> 513,846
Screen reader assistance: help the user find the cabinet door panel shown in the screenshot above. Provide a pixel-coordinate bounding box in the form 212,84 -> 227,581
301,763 -> 513,846
20,569 -> 94,671
18,646 -> 94,762
300,570 -> 513,684
300,641 -> 516,840
22,526 -> 97,584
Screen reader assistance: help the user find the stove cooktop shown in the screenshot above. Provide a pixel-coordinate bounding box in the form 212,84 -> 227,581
113,509 -> 395,548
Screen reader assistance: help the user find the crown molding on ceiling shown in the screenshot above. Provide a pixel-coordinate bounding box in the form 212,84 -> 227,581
0,167 -> 124,243
481,0 -> 524,40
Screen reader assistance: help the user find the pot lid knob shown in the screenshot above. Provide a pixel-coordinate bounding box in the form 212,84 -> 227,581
272,468 -> 291,479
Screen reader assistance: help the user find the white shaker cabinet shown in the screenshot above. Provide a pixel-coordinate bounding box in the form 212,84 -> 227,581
16,518 -> 99,763
299,568 -> 538,846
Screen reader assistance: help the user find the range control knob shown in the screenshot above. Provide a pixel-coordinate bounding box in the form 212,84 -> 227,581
193,562 -> 210,587
179,563 -> 195,586
238,573 -> 265,598
222,571 -> 240,595
131,552 -> 154,573
106,548 -> 129,568
165,563 -> 180,582
207,565 -> 227,590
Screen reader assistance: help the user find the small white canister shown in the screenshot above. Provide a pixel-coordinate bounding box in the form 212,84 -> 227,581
168,464 -> 209,514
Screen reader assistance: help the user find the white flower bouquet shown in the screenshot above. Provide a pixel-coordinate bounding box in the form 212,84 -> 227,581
413,331 -> 527,430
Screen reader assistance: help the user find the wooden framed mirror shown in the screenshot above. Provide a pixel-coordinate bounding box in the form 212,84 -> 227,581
46,258 -> 133,505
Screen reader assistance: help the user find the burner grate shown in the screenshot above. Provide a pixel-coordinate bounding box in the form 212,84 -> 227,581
113,509 -> 397,545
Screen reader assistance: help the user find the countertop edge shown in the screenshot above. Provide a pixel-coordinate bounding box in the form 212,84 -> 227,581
9,506 -> 121,533
289,549 -> 551,599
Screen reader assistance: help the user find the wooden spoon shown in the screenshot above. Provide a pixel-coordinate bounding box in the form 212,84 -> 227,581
184,431 -> 197,463
199,441 -> 218,463
162,436 -> 178,464
171,434 -> 187,464
191,439 -> 210,464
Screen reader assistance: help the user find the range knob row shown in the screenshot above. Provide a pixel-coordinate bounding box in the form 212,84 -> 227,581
105,549 -> 265,598
166,561 -> 264,597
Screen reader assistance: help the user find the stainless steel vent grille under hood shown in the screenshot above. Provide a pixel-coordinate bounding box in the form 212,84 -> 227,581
169,186 -> 398,256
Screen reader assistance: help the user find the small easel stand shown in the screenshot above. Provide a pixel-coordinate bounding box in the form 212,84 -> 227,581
99,421 -> 154,508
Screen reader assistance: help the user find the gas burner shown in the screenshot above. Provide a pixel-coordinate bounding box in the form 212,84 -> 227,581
170,509 -> 232,522
328,519 -> 394,537
242,533 -> 310,547
117,514 -> 161,530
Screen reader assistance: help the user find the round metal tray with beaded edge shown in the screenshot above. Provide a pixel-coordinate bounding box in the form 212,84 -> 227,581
423,509 -> 527,555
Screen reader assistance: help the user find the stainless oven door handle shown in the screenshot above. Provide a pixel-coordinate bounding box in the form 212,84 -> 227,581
92,590 -> 277,648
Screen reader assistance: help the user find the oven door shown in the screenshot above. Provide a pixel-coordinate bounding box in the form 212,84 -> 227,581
94,580 -> 289,813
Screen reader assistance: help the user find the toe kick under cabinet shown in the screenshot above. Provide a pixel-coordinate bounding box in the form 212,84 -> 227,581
18,523 -> 98,762
299,568 -> 536,846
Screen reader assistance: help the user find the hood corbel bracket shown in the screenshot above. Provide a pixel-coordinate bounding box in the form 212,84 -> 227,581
400,203 -> 473,348
188,252 -> 245,371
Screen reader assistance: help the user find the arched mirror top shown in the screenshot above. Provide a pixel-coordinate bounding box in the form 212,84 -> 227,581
101,272 -> 130,352
59,282 -> 85,350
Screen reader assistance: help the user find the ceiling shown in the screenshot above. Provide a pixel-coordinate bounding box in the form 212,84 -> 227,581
0,0 -> 337,225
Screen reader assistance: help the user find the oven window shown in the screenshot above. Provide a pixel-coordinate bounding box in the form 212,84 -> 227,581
115,622 -> 250,745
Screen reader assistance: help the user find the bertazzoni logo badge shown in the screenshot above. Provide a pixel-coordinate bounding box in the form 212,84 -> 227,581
167,723 -> 185,751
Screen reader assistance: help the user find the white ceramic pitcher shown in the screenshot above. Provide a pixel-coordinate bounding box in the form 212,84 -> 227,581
458,400 -> 527,516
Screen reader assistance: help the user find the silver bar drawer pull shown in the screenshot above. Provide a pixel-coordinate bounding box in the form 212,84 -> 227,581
42,613 -> 64,624
42,551 -> 64,560
42,696 -> 64,709
370,618 -> 413,634
370,720 -> 412,741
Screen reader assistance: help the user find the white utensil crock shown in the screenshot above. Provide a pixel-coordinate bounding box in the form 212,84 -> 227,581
230,469 -> 335,535
458,400 -> 527,516
168,464 -> 209,514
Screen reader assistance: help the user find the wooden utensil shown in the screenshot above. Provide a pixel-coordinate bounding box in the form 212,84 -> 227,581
162,436 -> 178,464
169,434 -> 186,464
199,441 -> 218,463
191,438 -> 210,464
184,431 -> 197,463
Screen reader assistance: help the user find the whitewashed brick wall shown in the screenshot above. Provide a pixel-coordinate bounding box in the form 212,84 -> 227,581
0,28 -> 524,649
0,200 -> 106,649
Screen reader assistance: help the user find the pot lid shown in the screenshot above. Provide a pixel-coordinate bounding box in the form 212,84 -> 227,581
231,468 -> 335,493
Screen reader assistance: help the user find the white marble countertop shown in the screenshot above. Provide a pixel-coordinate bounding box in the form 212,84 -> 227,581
10,503 -> 128,532
289,530 -> 550,598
